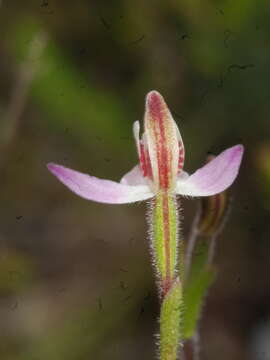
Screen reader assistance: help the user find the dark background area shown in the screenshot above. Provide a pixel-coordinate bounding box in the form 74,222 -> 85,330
0,1 -> 270,359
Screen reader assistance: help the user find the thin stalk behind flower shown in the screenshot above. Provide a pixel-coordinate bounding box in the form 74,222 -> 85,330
185,155 -> 231,282
1,31 -> 47,168
184,209 -> 200,283
183,165 -> 233,360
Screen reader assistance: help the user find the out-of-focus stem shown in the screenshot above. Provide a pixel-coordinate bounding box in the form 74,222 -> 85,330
184,189 -> 231,360
1,31 -> 47,164
206,197 -> 232,268
192,330 -> 200,360
184,206 -> 201,282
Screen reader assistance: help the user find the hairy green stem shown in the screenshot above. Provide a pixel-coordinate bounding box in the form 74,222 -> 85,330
160,278 -> 182,360
149,192 -> 183,359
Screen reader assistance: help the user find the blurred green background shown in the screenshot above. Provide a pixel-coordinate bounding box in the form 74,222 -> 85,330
0,1 -> 270,359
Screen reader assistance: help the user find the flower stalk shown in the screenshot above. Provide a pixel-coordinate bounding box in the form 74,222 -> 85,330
160,277 -> 182,360
150,192 -> 178,296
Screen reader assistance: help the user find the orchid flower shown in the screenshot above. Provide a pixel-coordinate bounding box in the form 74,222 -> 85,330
47,91 -> 243,204
47,90 -> 244,360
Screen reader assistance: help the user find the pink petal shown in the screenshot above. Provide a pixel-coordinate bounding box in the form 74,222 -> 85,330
176,145 -> 244,196
120,165 -> 147,186
47,163 -> 154,204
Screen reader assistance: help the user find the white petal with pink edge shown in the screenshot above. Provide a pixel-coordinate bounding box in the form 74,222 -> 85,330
120,165 -> 148,186
175,145 -> 244,196
47,163 -> 154,204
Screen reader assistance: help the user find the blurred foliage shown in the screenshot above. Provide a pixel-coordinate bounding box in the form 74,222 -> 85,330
10,19 -> 130,152
257,144 -> 270,203
0,0 -> 270,359
20,269 -> 152,360
0,249 -> 35,293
